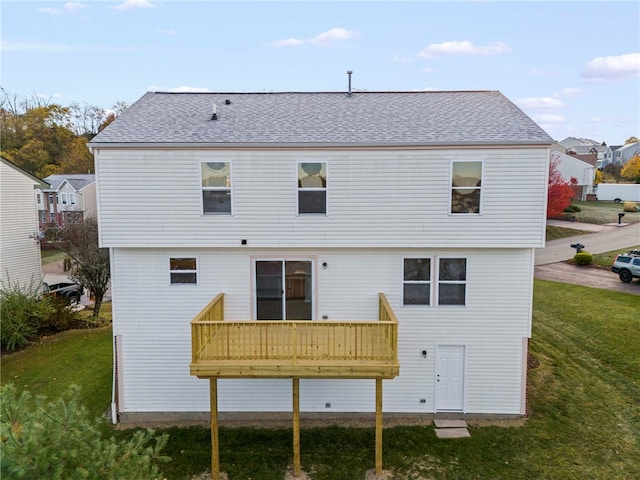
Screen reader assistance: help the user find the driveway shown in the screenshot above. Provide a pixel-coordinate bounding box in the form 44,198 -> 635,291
534,220 -> 640,295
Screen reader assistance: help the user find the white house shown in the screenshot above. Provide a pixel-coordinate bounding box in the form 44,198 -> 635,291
550,150 -> 595,201
36,174 -> 96,231
0,157 -> 49,291
89,90 -> 552,426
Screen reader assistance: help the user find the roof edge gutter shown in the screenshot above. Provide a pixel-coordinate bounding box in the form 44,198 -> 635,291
89,141 -> 553,150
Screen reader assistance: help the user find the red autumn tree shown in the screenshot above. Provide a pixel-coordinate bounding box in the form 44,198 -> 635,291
547,156 -> 575,218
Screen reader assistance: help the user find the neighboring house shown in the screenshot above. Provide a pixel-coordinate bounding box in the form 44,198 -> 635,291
550,150 -> 595,201
0,157 -> 49,290
89,91 -> 553,427
611,142 -> 640,167
36,174 -> 96,231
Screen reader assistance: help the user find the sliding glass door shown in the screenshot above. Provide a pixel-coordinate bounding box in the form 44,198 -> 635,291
255,260 -> 312,320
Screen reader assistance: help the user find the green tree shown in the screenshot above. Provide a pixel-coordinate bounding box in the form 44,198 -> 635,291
1,384 -> 169,480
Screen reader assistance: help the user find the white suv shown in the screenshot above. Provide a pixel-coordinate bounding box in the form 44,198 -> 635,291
612,250 -> 640,283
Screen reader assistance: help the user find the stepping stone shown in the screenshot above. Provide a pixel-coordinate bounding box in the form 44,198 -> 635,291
435,427 -> 470,439
434,419 -> 468,428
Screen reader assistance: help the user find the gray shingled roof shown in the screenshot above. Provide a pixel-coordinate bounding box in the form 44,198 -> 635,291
90,91 -> 552,146
43,174 -> 95,191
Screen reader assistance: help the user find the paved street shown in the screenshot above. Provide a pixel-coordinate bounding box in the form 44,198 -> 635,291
534,220 -> 640,295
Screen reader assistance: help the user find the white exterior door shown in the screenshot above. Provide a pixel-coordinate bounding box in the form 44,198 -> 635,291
435,345 -> 465,411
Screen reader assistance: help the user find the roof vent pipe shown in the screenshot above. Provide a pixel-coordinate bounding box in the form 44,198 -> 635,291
211,103 -> 218,120
347,70 -> 353,97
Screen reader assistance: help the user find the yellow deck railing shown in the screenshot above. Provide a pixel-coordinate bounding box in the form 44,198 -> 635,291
190,293 -> 399,379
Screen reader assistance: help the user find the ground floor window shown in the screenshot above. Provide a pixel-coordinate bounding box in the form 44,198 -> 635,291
170,257 -> 197,284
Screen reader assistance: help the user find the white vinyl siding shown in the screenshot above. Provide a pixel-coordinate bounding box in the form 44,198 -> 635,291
95,147 -> 548,249
111,247 -> 533,415
0,161 -> 43,290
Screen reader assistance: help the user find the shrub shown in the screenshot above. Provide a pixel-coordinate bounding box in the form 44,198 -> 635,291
0,279 -> 53,351
574,252 -> 593,265
40,296 -> 83,333
564,204 -> 582,212
623,201 -> 638,212
0,384 -> 170,480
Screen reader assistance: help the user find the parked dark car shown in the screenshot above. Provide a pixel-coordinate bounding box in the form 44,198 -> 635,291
42,282 -> 82,304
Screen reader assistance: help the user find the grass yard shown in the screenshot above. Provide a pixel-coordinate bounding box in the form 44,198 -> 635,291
545,225 -> 591,241
1,327 -> 113,418
40,248 -> 67,265
3,282 -> 639,479
569,200 -> 640,225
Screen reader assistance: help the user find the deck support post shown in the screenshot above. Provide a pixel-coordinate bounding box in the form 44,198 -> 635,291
210,378 -> 220,480
375,378 -> 383,474
293,377 -> 301,476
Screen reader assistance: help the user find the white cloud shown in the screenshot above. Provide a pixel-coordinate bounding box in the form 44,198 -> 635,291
533,114 -> 565,124
270,28 -> 358,48
271,38 -> 305,48
581,52 -> 640,82
168,86 -> 211,93
418,40 -> 510,59
38,2 -> 88,15
112,0 -> 155,10
516,97 -> 564,109
553,87 -> 584,99
308,28 -> 358,46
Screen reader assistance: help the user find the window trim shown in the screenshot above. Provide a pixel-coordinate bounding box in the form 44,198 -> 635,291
69,193 -> 76,205
169,256 -> 199,285
200,160 -> 233,216
296,160 -> 328,216
449,160 -> 483,215
436,257 -> 468,307
61,193 -> 67,205
402,256 -> 433,306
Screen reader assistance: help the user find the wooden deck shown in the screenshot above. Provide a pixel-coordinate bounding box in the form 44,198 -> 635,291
190,293 -> 399,379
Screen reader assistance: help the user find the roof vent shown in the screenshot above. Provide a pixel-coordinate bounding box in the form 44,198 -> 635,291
347,70 -> 353,97
225,99 -> 231,105
211,103 -> 218,121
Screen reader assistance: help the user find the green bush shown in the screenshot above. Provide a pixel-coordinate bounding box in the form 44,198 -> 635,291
574,252 -> 593,265
0,384 -> 170,480
0,279 -> 53,351
40,296 -> 83,333
564,204 -> 582,212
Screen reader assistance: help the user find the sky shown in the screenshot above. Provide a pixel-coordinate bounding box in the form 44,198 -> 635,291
1,0 -> 639,145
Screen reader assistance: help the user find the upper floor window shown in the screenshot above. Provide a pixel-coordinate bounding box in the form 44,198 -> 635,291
298,162 -> 327,214
48,193 -> 54,205
451,161 -> 482,214
201,162 -> 231,214
70,193 -> 76,205
61,193 -> 67,205
438,258 -> 467,305
36,193 -> 42,205
403,258 -> 431,305
170,257 -> 197,284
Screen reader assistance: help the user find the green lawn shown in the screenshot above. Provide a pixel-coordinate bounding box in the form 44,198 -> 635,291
545,225 -> 591,241
592,245 -> 640,269
3,282 -> 639,479
1,327 -> 113,418
570,200 -> 640,224
40,248 -> 67,265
